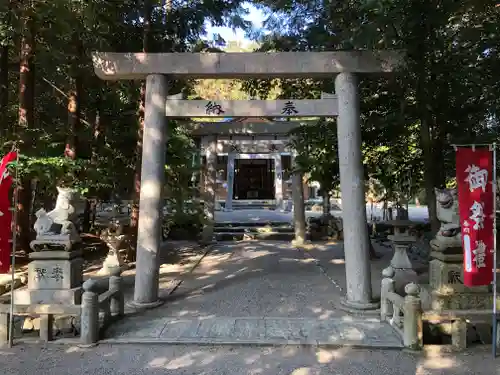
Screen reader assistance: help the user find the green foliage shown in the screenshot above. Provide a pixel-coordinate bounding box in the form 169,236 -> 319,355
0,0 -> 253,225
248,0 -> 500,210
289,118 -> 339,195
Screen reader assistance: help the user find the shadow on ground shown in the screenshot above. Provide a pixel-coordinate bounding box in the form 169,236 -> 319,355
0,343 -> 498,375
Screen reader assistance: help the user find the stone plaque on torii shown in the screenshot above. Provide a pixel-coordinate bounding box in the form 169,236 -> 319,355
92,50 -> 403,311
164,93 -> 338,118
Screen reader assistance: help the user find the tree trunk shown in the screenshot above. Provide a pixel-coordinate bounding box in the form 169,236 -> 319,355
130,0 -> 153,241
322,189 -> 330,215
83,107 -> 103,233
413,0 -> 440,234
91,108 -> 102,164
17,3 -> 35,252
420,112 -> 440,233
65,29 -> 83,160
0,45 -> 8,136
0,0 -> 13,137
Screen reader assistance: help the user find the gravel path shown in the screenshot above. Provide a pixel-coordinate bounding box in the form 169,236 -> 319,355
1,344 -> 499,375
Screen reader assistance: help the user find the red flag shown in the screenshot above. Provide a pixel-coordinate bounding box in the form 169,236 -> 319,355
0,152 -> 17,273
456,147 -> 494,287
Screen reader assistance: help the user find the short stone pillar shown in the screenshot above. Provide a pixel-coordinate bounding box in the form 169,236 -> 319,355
335,72 -> 376,310
451,318 -> 467,351
201,135 -> 217,244
403,283 -> 422,350
109,276 -> 124,317
80,281 -> 99,346
380,268 -> 396,321
14,250 -> 83,305
133,74 -> 168,307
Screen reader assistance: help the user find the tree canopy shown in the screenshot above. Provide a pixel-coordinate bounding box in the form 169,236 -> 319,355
0,0 -> 498,249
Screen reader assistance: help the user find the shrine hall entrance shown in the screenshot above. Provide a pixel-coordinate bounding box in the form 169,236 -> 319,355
233,159 -> 275,200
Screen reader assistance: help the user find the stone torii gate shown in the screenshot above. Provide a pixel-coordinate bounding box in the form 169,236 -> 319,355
92,50 -> 403,312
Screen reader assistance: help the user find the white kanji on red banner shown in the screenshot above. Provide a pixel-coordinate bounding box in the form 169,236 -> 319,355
469,201 -> 485,230
457,147 -> 494,287
464,164 -> 488,192
472,240 -> 487,269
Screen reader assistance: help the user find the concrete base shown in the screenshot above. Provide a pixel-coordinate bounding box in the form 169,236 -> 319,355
127,299 -> 165,311
339,296 -> 380,312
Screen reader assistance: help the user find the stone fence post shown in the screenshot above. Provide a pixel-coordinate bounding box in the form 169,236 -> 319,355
380,267 -> 395,321
80,281 -> 99,346
403,283 -> 422,350
109,275 -> 124,317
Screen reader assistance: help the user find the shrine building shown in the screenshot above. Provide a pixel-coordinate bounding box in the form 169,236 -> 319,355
188,117 -> 320,210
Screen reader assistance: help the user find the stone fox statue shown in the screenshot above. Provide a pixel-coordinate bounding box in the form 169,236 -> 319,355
33,187 -> 80,240
430,187 -> 461,251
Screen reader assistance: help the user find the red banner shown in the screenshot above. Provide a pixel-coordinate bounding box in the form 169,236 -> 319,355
0,152 -> 17,273
456,147 -> 494,287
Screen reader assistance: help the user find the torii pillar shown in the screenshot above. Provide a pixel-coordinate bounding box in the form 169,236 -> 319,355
92,50 -> 403,309
335,72 -> 378,310
133,74 -> 168,307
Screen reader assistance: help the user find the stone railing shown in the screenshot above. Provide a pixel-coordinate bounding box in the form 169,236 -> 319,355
380,268 -> 422,350
0,275 -> 124,346
80,275 -> 124,346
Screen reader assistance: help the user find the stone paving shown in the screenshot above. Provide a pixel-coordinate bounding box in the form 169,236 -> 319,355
104,316 -> 403,348
105,241 -> 402,348
3,344 -> 499,375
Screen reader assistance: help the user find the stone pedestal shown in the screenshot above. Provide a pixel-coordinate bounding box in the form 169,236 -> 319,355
428,248 -> 496,311
14,250 -> 83,305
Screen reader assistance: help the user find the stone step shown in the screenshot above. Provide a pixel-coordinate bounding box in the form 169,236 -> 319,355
223,202 -> 278,210
215,221 -> 291,228
215,232 -> 295,241
214,226 -> 294,233
223,207 -> 277,211
102,316 -> 403,348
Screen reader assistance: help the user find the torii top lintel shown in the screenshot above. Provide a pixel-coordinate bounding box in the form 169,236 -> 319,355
92,50 -> 404,80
